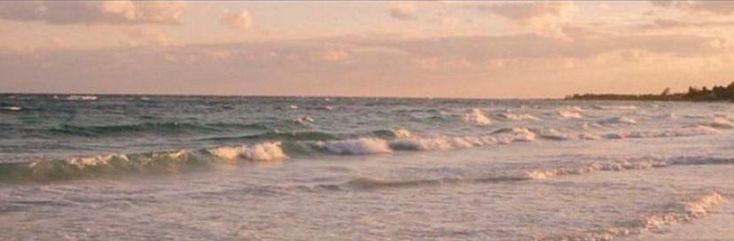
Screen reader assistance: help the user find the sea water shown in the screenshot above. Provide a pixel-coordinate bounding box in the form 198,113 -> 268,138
1,95 -> 733,240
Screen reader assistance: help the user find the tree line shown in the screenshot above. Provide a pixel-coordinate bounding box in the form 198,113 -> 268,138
567,82 -> 734,101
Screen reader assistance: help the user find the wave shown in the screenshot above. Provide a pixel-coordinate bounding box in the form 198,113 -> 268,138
310,138 -> 393,155
536,192 -> 726,241
49,122 -> 226,136
327,175 -> 530,190
604,125 -> 719,139
205,142 -> 286,162
525,156 -> 734,180
373,128 -> 412,139
293,116 -> 315,125
0,106 -> 21,111
593,105 -> 638,110
599,116 -> 637,125
0,142 -> 286,182
320,156 -> 734,192
65,95 -> 97,101
536,128 -> 572,140
389,136 -> 488,151
702,117 -> 734,129
557,107 -> 584,119
463,108 -> 492,125
321,127 -> 538,153
494,111 -> 539,121
491,127 -> 536,143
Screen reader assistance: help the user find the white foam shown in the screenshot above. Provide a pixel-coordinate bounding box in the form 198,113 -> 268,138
537,128 -> 571,141
557,109 -> 582,119
495,111 -> 539,121
599,116 -> 637,125
492,127 -> 536,143
207,142 -> 286,162
463,108 -> 491,125
316,138 -> 392,155
705,117 -> 734,129
245,142 -> 287,162
636,192 -> 726,229
65,154 -> 119,168
525,156 -> 734,180
392,128 -> 412,138
294,116 -> 315,125
593,105 -> 638,110
538,192 -> 726,241
606,126 -> 719,139
389,136 -> 492,151
66,95 -> 98,101
207,145 -> 248,160
0,106 -> 21,111
524,159 -> 668,179
577,132 -> 602,140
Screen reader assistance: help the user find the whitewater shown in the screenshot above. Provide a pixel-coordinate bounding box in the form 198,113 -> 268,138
1,94 -> 733,240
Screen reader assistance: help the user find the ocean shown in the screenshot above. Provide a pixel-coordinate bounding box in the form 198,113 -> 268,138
0,94 -> 732,240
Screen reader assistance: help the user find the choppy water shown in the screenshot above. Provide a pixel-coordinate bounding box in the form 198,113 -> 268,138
1,94 -> 733,240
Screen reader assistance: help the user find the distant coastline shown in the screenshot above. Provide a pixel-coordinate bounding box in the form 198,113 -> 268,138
566,82 -> 734,102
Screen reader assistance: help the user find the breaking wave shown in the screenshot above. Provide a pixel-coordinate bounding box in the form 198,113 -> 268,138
321,156 -> 734,191
604,125 -> 720,139
0,142 -> 286,182
0,106 -> 22,111
703,117 -> 734,129
205,142 -> 287,162
325,175 -> 530,191
593,105 -> 638,110
65,95 -> 98,101
536,192 -> 726,241
3,117 -> 732,182
599,116 -> 637,125
524,156 -> 734,180
310,138 -> 393,155
494,111 -> 539,121
557,107 -> 583,119
463,108 -> 492,125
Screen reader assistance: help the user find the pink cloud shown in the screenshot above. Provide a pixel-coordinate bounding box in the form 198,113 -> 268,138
220,9 -> 253,30
0,1 -> 183,25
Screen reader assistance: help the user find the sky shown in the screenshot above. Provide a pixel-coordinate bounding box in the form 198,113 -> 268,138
1,1 -> 734,98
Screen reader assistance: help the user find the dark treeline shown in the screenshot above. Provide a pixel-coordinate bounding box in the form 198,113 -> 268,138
566,82 -> 734,102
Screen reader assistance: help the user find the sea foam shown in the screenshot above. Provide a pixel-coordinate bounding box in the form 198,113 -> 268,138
463,108 -> 492,125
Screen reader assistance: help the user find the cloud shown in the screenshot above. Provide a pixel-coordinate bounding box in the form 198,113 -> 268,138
220,9 -> 253,30
473,2 -> 575,24
651,1 -> 734,15
471,2 -> 576,37
0,1 -> 183,25
320,49 -> 351,62
122,27 -> 174,46
640,19 -> 734,30
0,29 -> 730,98
388,3 -> 417,21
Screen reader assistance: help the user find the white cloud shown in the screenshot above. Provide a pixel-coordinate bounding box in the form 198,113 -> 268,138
220,9 -> 253,30
0,1 -> 183,25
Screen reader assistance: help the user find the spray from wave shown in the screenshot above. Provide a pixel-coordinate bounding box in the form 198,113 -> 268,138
463,108 -> 492,125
